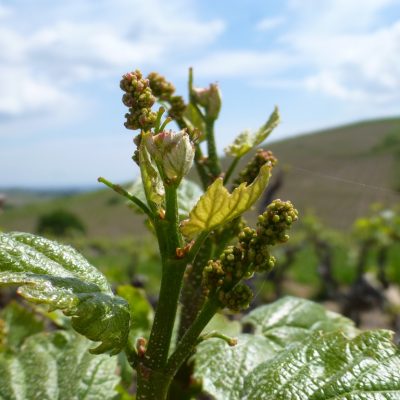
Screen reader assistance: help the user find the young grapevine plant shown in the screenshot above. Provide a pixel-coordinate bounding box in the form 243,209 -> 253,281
0,69 -> 400,400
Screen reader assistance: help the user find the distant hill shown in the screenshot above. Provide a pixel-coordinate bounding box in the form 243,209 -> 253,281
0,186 -> 147,238
1,117 -> 400,236
265,117 -> 400,229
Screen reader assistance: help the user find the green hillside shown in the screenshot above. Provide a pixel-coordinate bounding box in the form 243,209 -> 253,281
0,188 -> 148,238
1,117 -> 400,237
266,117 -> 400,229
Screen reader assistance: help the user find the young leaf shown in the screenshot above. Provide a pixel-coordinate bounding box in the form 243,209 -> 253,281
177,179 -> 204,219
243,330 -> 400,400
225,107 -> 280,158
0,330 -> 120,400
139,136 -> 165,211
129,177 -> 203,220
0,232 -> 130,355
182,103 -> 206,139
180,164 -> 271,238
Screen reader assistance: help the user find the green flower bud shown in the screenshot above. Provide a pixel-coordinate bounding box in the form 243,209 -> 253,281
192,83 -> 221,120
220,245 -> 245,276
144,129 -> 195,183
219,283 -> 253,312
203,260 -> 225,291
234,149 -> 277,187
257,199 -> 298,245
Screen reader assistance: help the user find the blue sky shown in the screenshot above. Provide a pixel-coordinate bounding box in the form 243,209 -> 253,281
0,0 -> 399,187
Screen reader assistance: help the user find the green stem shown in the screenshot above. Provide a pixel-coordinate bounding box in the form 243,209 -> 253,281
166,297 -> 220,377
98,177 -> 153,218
178,236 -> 212,340
205,118 -> 221,179
194,146 -> 210,190
144,184 -> 183,369
223,157 -> 240,185
136,367 -> 173,400
198,330 -> 237,346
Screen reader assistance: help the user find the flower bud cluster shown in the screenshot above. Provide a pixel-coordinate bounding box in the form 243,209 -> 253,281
147,72 -> 175,101
202,200 -> 298,312
146,72 -> 186,123
238,227 -> 276,272
121,70 -> 157,131
234,149 -> 277,187
256,199 -> 298,246
202,260 -> 225,290
218,283 -> 253,312
168,95 -> 186,122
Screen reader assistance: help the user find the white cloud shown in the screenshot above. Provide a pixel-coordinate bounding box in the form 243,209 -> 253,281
284,13 -> 400,103
195,0 -> 400,108
0,66 -> 73,116
0,0 -> 224,125
192,50 -> 294,78
255,16 -> 285,31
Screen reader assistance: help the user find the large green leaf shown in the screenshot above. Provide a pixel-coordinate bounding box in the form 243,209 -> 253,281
0,301 -> 44,351
243,330 -> 400,400
193,334 -> 277,400
0,330 -> 119,400
242,296 -> 357,344
0,232 -> 130,354
225,107 -> 280,158
181,164 -> 271,238
193,297 -> 365,400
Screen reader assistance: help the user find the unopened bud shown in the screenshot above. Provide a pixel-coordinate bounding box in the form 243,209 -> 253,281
192,83 -> 221,120
144,130 -> 195,183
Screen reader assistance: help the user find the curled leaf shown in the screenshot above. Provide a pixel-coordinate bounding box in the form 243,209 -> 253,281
180,164 -> 271,238
0,232 -> 130,355
139,136 -> 165,211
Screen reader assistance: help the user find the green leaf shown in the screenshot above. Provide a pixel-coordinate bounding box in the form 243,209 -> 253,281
139,135 -> 165,211
242,296 -> 357,344
117,285 -> 154,343
203,313 -> 241,337
180,164 -> 271,238
193,297 -> 359,400
243,330 -> 400,400
225,107 -> 280,158
182,103 -> 206,139
129,177 -> 203,220
193,334 -> 277,400
0,330 -> 120,400
177,179 -> 204,220
0,232 -> 130,355
0,301 -> 44,351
